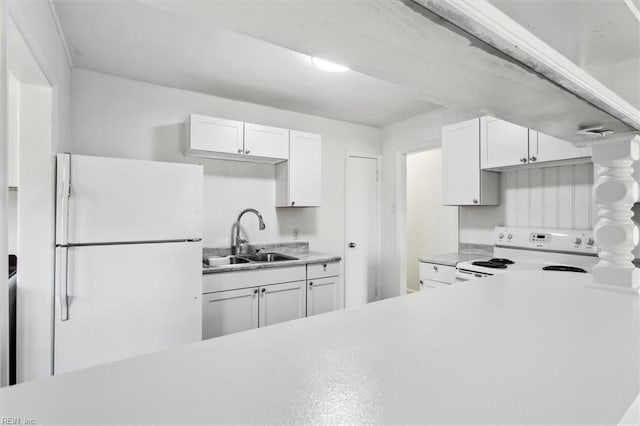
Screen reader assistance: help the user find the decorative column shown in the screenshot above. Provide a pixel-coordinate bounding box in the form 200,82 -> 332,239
589,134 -> 640,295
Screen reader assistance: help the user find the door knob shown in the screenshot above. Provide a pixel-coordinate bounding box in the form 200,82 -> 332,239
348,242 -> 356,248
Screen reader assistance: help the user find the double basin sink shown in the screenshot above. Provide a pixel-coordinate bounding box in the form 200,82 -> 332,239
207,252 -> 299,267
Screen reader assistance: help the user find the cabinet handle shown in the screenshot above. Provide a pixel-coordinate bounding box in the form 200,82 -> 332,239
348,242 -> 356,248
253,289 -> 258,294
261,288 -> 266,294
245,150 -> 251,154
309,282 -> 313,288
520,158 -> 527,163
529,156 -> 537,162
291,201 -> 295,206
433,265 -> 438,272
323,264 -> 327,270
237,149 -> 243,154
472,199 -> 478,204
419,280 -> 423,284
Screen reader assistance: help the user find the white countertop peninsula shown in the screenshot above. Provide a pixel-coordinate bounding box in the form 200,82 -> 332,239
1,271 -> 638,425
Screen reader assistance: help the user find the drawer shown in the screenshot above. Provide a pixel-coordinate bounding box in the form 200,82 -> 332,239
419,262 -> 456,284
307,261 -> 340,279
419,278 -> 450,290
203,266 -> 306,294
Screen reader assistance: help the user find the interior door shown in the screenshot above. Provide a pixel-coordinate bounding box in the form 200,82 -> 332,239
203,287 -> 259,339
258,281 -> 306,327
54,241 -> 202,375
345,155 -> 380,307
57,154 -> 202,244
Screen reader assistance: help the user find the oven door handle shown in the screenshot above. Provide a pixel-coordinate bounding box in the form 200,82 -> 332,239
455,269 -> 474,281
455,269 -> 487,281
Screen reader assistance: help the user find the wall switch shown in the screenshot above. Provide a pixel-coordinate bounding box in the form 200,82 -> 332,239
293,228 -> 300,240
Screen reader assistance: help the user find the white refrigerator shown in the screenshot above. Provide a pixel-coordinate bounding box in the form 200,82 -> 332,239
54,154 -> 203,375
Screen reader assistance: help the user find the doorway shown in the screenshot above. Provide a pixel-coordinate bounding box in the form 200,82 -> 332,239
344,153 -> 380,308
6,16 -> 56,385
403,148 -> 458,293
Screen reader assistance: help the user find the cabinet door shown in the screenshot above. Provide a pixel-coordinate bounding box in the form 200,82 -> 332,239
259,281 -> 306,327
288,131 -> 322,207
307,276 -> 339,316
202,287 -> 259,340
480,116 -> 529,169
528,130 -> 591,163
442,118 -> 481,205
244,123 -> 289,160
188,114 -> 244,155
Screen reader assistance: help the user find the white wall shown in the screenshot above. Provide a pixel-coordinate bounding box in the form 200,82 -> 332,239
405,149 -> 458,292
460,163 -> 596,244
380,108 -> 470,298
7,2 -> 72,383
70,68 -> 381,271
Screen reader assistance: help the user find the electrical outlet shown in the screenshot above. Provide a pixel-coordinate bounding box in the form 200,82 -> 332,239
293,228 -> 300,240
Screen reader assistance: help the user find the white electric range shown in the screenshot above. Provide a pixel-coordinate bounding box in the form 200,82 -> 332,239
455,227 -> 599,282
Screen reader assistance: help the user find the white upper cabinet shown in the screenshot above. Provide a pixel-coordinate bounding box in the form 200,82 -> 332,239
480,116 -> 529,169
243,123 -> 289,160
478,115 -> 591,170
276,131 -> 322,207
528,129 -> 591,163
442,118 -> 499,206
187,114 -> 244,156
186,114 -> 288,163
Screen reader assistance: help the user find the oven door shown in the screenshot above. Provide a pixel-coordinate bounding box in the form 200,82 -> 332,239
455,268 -> 491,283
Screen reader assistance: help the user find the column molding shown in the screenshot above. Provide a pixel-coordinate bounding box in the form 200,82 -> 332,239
588,134 -> 640,295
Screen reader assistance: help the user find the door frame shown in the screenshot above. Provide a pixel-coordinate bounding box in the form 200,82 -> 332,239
344,152 -> 381,305
395,140 -> 452,296
0,0 -> 9,388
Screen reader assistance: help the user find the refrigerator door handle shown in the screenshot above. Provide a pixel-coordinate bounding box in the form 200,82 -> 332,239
56,247 -> 70,321
56,153 -> 71,246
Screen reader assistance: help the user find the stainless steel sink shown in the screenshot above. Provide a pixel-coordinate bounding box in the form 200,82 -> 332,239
228,256 -> 251,264
239,252 -> 298,262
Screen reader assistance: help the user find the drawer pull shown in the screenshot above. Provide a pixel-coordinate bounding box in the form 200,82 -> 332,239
433,265 -> 439,272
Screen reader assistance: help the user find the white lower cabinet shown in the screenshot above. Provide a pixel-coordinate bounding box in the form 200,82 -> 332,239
203,287 -> 259,339
259,281 -> 306,327
307,276 -> 339,316
418,262 -> 456,290
202,262 -> 341,339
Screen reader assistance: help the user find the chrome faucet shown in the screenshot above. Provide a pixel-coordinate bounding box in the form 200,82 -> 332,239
234,208 -> 266,255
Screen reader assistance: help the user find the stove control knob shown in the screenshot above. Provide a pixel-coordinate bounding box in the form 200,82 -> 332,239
498,233 -> 505,239
574,237 -> 582,245
585,238 -> 594,246
507,233 -> 513,240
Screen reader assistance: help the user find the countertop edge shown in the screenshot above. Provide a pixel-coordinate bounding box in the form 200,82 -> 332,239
203,254 -> 342,274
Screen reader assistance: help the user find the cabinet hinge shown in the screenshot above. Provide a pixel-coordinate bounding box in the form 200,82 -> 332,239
376,170 -> 380,181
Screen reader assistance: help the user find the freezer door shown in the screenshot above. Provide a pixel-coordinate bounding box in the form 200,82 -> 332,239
56,154 -> 202,244
54,241 -> 202,375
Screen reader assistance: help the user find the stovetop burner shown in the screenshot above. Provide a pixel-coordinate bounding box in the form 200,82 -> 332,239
542,265 -> 587,273
471,260 -> 508,269
489,258 -> 514,265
